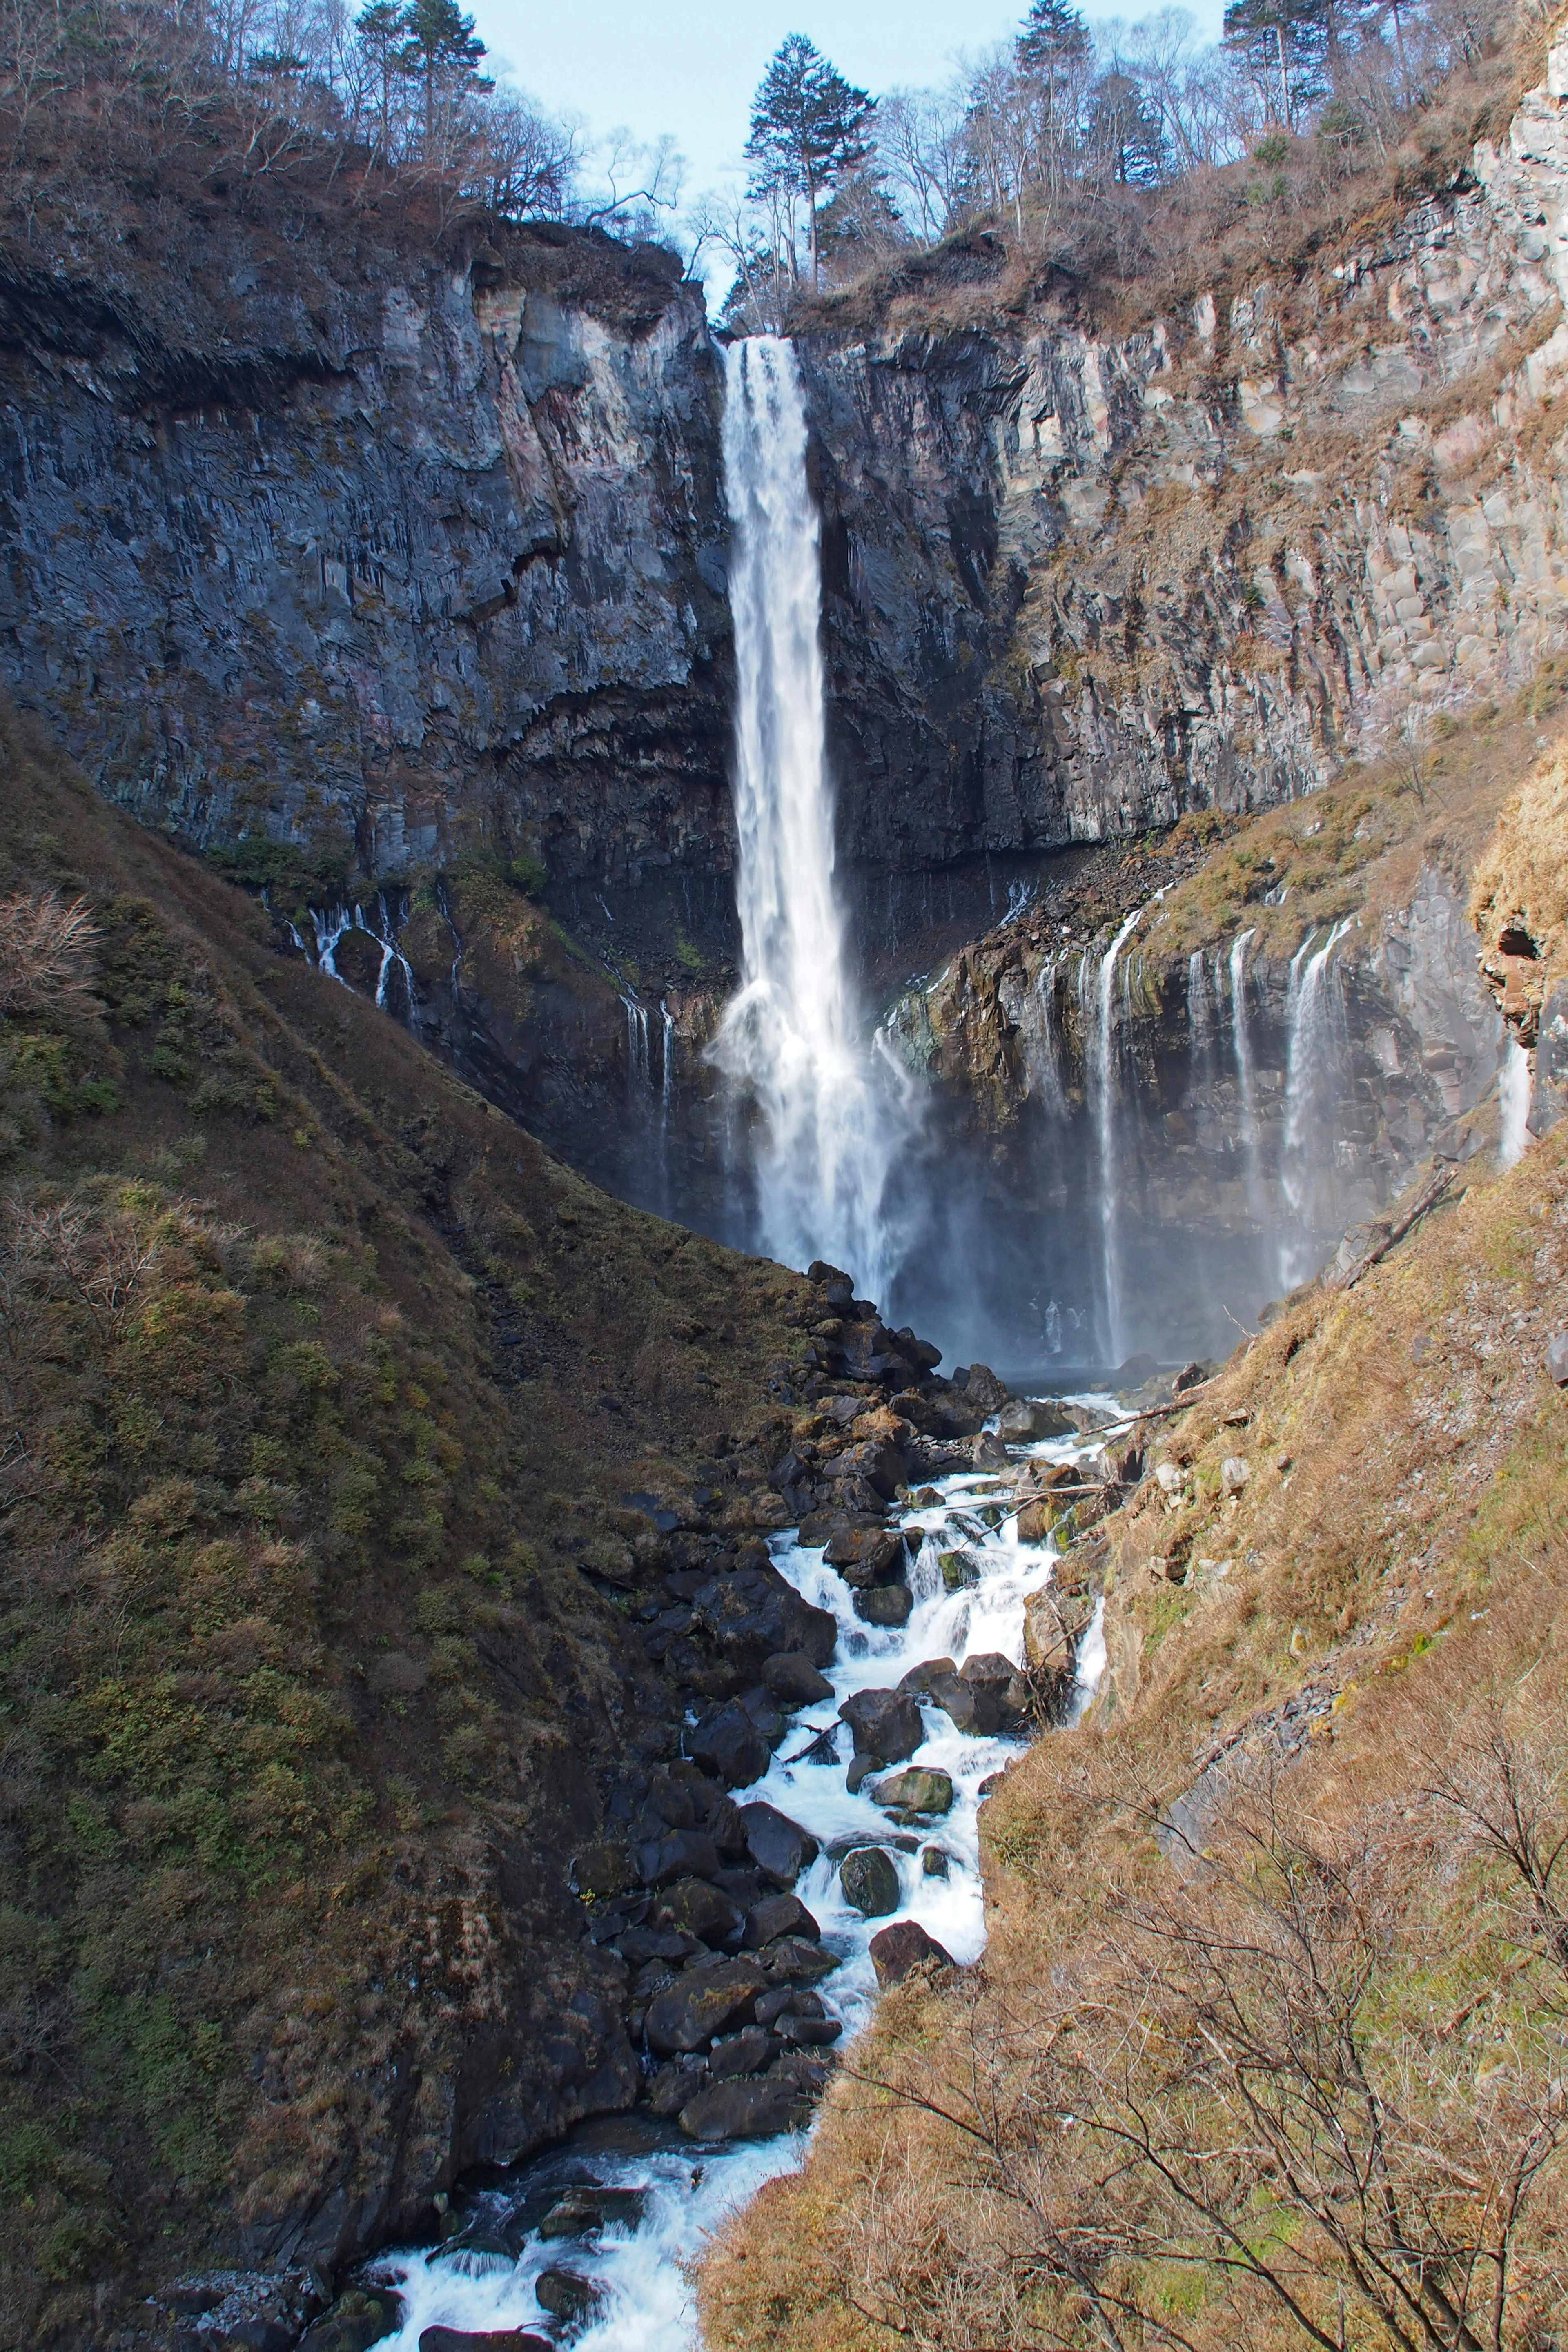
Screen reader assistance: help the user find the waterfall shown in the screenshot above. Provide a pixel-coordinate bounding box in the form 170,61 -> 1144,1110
622,993 -> 652,1091
1227,927 -> 1265,1223
710,337 -> 905,1297
1084,904 -> 1147,1366
1278,917 -> 1353,1289
1499,1039 -> 1532,1167
1187,948 -> 1212,1049
308,895 -> 416,1020
660,1001 -> 677,1116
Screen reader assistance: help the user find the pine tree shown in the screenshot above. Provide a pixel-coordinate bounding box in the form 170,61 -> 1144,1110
1084,69 -> 1168,185
396,0 -> 489,159
1016,0 -> 1091,77
745,34 -> 876,288
1223,0 -> 1328,127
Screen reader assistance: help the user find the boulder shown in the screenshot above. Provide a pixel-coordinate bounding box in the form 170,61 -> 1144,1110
960,1653 -> 1030,1720
644,1957 -> 770,2054
927,1671 -> 1001,1736
897,1656 -> 956,1693
1547,1330 -> 1568,1385
687,1703 -> 770,1789
938,1547 -> 981,1588
972,1430 -> 1009,1468
1221,1456 -> 1250,1495
821,1438 -> 908,1499
839,1686 -> 924,1760
533,2272 -> 605,2328
921,1846 -> 950,1878
854,1582 -> 912,1627
758,1933 -> 840,1981
301,2295 -> 403,2352
845,1753 -> 879,1793
872,1766 -> 953,1816
678,2075 -> 812,2141
869,1919 -> 956,1986
693,1563 -> 839,1674
635,1829 -> 721,1886
824,1525 -> 908,1583
762,1651 -> 834,1705
419,2334 -> 551,2352
1173,1361 -> 1208,1394
572,1841 -> 635,1899
536,2186 -> 646,2240
708,2023 -> 775,2078
957,1364 -> 1009,1414
838,1846 -> 900,1916
648,1876 -> 745,1947
744,1892 -> 819,1947
1024,1589 -> 1095,1676
1012,1499 -> 1058,1544
738,1800 -> 819,1884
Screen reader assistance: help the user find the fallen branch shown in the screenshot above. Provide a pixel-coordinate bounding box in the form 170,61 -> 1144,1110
1329,1163 -> 1457,1293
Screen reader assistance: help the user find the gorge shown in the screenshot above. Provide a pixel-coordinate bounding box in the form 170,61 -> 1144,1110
3,10 -> 1568,2351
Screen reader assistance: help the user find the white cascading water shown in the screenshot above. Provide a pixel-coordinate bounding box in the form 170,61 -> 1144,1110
1227,927 -> 1266,1225
1083,903 -> 1148,1366
1277,917 -> 1353,1289
366,1426 -> 1111,2351
1499,1038 -> 1532,1167
708,338 -> 906,1300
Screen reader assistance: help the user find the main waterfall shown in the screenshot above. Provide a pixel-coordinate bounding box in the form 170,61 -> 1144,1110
711,338 -> 906,1298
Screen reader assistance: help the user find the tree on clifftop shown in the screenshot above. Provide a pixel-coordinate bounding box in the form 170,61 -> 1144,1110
746,34 -> 876,288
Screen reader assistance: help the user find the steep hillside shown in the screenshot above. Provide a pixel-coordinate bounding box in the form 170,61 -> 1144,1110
0,706 -> 834,2345
699,775 -> 1568,2346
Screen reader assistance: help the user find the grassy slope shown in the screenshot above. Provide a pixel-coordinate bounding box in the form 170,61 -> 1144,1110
702,768 -> 1568,2346
0,709 -> 814,2343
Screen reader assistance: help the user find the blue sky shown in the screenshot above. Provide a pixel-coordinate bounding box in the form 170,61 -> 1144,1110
470,0 -> 1227,224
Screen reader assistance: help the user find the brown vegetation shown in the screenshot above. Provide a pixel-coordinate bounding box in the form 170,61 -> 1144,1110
0,703 -> 816,2343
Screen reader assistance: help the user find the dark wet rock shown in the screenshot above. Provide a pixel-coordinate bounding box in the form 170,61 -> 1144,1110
872,1766 -> 954,1815
762,1650 -> 834,1704
820,1438 -> 907,1499
704,1794 -> 750,1858
419,2332 -> 552,2352
744,1892 -> 820,1947
921,1845 -> 951,1878
678,2074 -> 812,2141
972,1430 -> 1010,1468
961,1653 -> 1031,1718
869,1920 -> 956,1986
615,1926 -> 690,1965
644,1957 -> 770,2054
938,1547 -> 982,1590
996,1398 -> 1075,1440
708,2022 -> 777,2077
738,1800 -> 819,1884
644,2058 -> 706,2118
572,1842 -> 635,1900
536,2184 -> 647,2240
534,2269 -> 606,2328
854,1582 -> 913,1627
957,1365 -> 1010,1414
824,1526 -> 908,1583
845,1754 -> 880,1793
776,2010 -> 842,2047
636,1829 -> 722,1886
839,1686 -> 924,1760
839,1846 -> 900,1916
758,1933 -> 840,1982
736,1687 -> 787,1745
897,1657 -> 956,1693
299,2292 -> 404,2352
693,1564 -> 838,1675
648,1877 -> 745,1947
686,1704 -> 770,1789
927,1671 -> 1003,1736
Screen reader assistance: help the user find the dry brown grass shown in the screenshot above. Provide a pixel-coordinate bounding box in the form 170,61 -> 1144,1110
1470,739 -> 1568,1018
0,887 -> 99,1020
702,903 -> 1568,2347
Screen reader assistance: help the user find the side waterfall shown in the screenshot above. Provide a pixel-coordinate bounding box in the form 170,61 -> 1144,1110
710,337 -> 906,1296
1085,903 -> 1147,1365
1227,927 -> 1265,1224
1278,917 -> 1354,1290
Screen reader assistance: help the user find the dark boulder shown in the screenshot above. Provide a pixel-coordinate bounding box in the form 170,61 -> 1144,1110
535,2185 -> 646,2240
854,1583 -> 912,1627
869,1919 -> 956,1986
897,1657 -> 956,1693
957,1364 -> 1010,1414
533,2271 -> 606,2327
744,1891 -> 819,1947
927,1672 -> 1000,1735
738,1800 -> 819,1884
678,2075 -> 812,2141
839,1847 -> 900,1916
648,1876 -> 745,1947
644,1957 -> 770,2054
419,2333 -> 551,2352
872,1766 -> 954,1815
708,2022 -> 776,2078
839,1686 -> 924,1761
301,2294 -> 404,2352
687,1703 -> 770,1789
820,1438 -> 907,1500
960,1652 -> 1030,1719
824,1526 -> 908,1583
759,1933 -> 840,1981
693,1564 -> 838,1675
762,1650 -> 834,1705
636,1829 -> 721,1886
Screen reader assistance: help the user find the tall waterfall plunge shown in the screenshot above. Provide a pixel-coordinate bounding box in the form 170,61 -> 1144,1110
712,338 -> 909,1297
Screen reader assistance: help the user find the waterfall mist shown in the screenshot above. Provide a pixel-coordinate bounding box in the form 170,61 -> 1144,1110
712,338 -> 912,1300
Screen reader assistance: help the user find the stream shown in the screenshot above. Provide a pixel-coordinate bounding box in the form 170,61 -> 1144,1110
368,1413 -> 1111,2349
